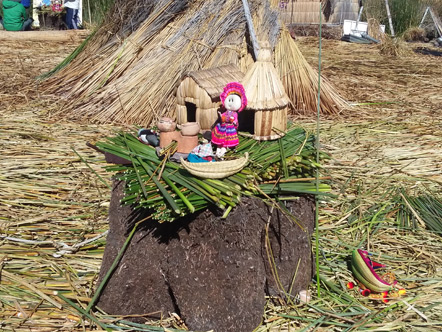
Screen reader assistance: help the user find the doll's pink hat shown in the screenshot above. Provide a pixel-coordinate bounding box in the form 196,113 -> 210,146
220,82 -> 247,112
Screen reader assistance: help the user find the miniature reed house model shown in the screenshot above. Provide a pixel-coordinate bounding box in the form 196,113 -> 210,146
242,43 -> 290,140
176,47 -> 289,141
176,64 -> 245,133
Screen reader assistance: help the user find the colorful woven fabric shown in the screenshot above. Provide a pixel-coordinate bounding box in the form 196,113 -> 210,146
220,82 -> 247,113
212,111 -> 239,148
191,143 -> 214,157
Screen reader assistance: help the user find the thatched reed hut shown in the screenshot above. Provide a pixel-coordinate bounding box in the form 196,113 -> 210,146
176,65 -> 244,133
42,0 -> 346,126
328,0 -> 360,23
279,0 -> 360,25
242,44 -> 289,140
279,0 -> 326,25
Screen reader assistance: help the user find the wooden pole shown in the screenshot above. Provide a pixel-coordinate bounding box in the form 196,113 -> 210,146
241,0 -> 260,60
355,6 -> 363,31
87,0 -> 92,26
290,0 -> 294,26
419,6 -> 430,28
429,7 -> 442,37
384,0 -> 395,37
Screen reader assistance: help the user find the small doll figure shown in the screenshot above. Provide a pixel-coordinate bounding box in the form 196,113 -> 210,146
187,131 -> 215,163
52,0 -> 62,12
137,128 -> 159,147
211,82 -> 247,158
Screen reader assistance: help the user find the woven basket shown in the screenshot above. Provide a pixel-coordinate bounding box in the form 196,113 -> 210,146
180,153 -> 249,179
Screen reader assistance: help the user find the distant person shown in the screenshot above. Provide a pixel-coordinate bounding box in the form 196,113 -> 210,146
0,0 -> 33,31
20,0 -> 30,16
63,0 -> 79,29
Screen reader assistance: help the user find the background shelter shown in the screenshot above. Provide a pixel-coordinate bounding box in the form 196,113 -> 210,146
41,0 -> 347,126
278,0 -> 360,25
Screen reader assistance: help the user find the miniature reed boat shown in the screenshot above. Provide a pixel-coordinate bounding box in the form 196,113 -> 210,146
180,153 -> 249,179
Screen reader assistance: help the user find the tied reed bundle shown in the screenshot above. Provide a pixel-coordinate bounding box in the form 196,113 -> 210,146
275,27 -> 347,116
368,17 -> 386,43
402,27 -> 426,42
379,35 -> 410,57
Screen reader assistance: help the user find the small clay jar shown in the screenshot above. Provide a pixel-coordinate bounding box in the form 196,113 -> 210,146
180,122 -> 200,136
157,117 -> 176,132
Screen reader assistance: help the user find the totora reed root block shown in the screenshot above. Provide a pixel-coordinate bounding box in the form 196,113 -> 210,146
96,179 -> 315,332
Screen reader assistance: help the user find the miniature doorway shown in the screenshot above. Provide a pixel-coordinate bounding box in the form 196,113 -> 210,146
238,108 -> 255,135
185,102 -> 196,123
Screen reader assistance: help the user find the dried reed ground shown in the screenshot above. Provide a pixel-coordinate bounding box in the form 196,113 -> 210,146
0,37 -> 441,331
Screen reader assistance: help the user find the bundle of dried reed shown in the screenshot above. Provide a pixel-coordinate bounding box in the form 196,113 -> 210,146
43,0 -> 246,126
275,27 -> 347,116
368,17 -> 386,43
41,0 -> 346,126
379,36 -> 411,57
402,26 -> 426,42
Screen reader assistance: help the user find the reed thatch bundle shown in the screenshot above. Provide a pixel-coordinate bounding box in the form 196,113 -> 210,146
275,27 -> 347,116
379,35 -> 410,57
368,17 -> 386,42
42,0 -> 346,126
279,0 -> 328,25
242,44 -> 289,110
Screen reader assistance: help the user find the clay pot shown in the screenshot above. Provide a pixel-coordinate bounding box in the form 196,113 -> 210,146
180,122 -> 200,136
157,117 -> 176,132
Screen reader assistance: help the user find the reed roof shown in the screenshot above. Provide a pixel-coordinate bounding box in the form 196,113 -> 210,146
185,64 -> 244,100
328,0 -> 359,23
242,45 -> 289,110
279,1 -> 326,25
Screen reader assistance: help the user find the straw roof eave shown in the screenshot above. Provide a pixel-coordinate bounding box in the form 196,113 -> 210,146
245,96 -> 290,111
244,105 -> 288,112
186,64 -> 244,100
